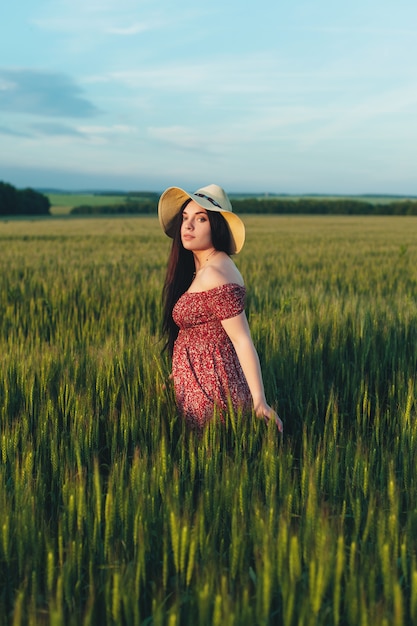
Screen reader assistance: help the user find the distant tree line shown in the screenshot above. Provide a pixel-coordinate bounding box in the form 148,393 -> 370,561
70,196 -> 417,216
2,180 -> 417,216
71,200 -> 157,215
231,197 -> 417,215
0,181 -> 50,216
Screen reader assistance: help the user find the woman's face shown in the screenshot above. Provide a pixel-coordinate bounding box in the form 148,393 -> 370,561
181,201 -> 213,252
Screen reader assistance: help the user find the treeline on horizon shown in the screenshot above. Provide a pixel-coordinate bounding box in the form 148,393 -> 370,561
0,181 -> 50,216
71,195 -> 417,216
2,179 -> 417,216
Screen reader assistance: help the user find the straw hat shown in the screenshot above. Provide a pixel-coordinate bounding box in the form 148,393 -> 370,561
158,183 -> 245,254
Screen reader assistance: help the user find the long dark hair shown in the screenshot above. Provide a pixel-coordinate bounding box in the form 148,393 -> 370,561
162,200 -> 232,356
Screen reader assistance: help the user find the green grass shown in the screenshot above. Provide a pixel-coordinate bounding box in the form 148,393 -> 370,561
1,215 -> 417,625
47,194 -> 132,215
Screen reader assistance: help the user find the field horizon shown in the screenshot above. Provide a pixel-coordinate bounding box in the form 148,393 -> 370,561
41,191 -> 417,216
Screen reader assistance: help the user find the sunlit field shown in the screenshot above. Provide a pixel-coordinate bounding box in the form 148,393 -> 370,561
1,215 -> 417,625
48,195 -> 130,216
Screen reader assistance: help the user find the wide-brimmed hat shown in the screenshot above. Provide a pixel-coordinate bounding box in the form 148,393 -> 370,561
158,183 -> 245,254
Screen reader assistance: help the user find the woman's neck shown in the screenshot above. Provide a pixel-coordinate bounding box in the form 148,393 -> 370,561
193,248 -> 218,278
193,247 -> 217,273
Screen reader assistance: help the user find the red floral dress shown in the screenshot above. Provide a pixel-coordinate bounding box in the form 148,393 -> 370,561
172,283 -> 252,429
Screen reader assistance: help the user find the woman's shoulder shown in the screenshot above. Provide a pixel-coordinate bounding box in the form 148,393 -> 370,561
192,256 -> 244,292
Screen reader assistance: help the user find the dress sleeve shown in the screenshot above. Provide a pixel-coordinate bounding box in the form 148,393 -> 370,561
209,284 -> 246,321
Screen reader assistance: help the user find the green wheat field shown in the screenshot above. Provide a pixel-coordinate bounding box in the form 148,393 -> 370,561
1,214 -> 417,625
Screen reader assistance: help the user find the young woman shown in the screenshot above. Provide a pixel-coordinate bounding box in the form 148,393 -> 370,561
159,183 -> 283,432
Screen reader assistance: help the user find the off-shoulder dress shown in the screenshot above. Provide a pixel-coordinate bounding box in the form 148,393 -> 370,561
172,282 -> 252,429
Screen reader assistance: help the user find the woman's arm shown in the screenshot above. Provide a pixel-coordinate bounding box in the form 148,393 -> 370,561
221,312 -> 283,432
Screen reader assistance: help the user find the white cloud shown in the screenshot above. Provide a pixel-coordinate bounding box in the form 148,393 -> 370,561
148,125 -> 217,153
32,1 -> 204,40
77,124 -> 136,134
82,53 -> 292,101
298,83 -> 417,149
106,22 -> 156,36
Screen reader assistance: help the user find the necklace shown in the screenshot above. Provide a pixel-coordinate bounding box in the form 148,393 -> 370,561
192,249 -> 217,279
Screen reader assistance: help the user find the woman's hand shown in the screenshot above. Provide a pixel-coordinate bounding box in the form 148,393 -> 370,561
255,404 -> 283,433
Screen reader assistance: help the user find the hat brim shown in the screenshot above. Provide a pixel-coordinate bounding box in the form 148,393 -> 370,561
158,186 -> 245,254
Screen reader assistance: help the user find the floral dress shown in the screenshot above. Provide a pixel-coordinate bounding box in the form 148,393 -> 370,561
172,283 -> 252,429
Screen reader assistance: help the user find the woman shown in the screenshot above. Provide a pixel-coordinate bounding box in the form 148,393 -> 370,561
159,183 -> 283,432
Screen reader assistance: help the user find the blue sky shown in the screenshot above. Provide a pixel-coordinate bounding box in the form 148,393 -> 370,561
1,0 -> 417,194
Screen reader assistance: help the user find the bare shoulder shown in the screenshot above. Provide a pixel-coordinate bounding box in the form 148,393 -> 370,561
193,253 -> 245,291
